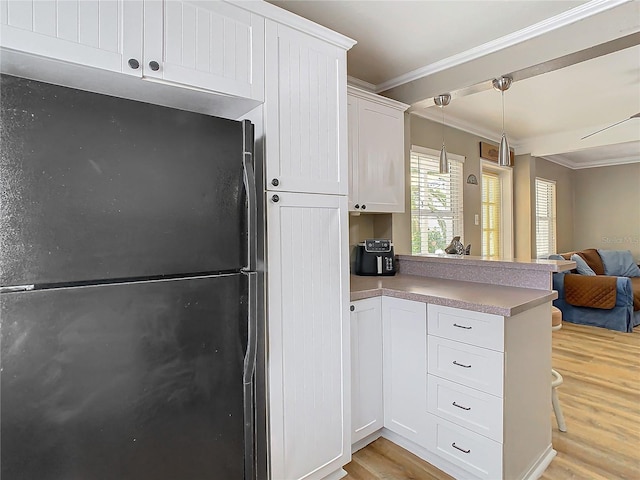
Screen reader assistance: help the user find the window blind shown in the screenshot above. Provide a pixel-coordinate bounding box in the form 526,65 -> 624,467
535,178 -> 557,258
482,172 -> 501,258
410,148 -> 464,254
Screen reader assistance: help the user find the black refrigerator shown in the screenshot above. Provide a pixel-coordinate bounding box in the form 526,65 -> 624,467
0,74 -> 266,480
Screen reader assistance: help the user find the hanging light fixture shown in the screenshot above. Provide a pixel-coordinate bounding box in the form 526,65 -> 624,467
492,75 -> 513,167
434,93 -> 451,174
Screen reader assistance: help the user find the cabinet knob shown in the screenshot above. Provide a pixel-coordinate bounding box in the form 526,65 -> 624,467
149,61 -> 160,71
271,194 -> 280,203
128,58 -> 140,70
271,178 -> 279,187
354,204 -> 360,209
361,204 -> 366,210
350,305 -> 355,312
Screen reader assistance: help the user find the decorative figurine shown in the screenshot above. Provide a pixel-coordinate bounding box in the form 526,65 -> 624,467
444,236 -> 465,255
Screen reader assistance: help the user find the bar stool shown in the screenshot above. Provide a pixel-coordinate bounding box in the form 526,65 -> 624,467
551,306 -> 567,432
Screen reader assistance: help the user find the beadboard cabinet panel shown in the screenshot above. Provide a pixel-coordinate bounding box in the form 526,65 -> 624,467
143,0 -> 264,101
0,0 -> 143,76
265,20 -> 347,195
267,192 -> 350,480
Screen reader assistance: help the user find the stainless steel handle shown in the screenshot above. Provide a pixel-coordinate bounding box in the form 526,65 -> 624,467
242,120 -> 256,272
242,272 -> 258,480
271,194 -> 280,203
453,323 -> 472,330
453,360 -> 472,368
271,178 -> 279,187
452,442 -> 470,454
452,401 -> 471,411
376,256 -> 383,274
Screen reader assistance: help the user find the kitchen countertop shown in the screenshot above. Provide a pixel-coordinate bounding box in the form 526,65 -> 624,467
350,274 -> 558,317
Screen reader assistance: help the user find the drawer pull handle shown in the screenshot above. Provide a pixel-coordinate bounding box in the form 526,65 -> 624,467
452,442 -> 471,454
452,401 -> 471,411
453,323 -> 472,329
453,360 -> 472,368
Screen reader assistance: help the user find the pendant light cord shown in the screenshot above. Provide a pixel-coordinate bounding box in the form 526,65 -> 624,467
442,105 -> 446,147
501,90 -> 505,135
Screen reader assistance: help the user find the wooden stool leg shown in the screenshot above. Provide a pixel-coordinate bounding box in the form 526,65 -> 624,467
551,369 -> 567,432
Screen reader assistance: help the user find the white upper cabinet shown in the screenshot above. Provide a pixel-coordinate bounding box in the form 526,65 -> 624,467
265,20 -> 349,195
347,86 -> 408,213
0,0 -> 264,102
143,0 -> 264,101
0,0 -> 143,76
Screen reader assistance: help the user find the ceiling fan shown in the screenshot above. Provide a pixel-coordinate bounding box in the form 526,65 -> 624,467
581,112 -> 640,140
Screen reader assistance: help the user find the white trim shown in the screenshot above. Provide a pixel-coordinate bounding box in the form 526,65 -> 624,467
225,0 -> 357,50
375,0 -> 629,93
411,145 -> 465,164
348,85 -> 409,111
347,76 -> 376,92
540,154 -> 640,170
409,110 -> 525,154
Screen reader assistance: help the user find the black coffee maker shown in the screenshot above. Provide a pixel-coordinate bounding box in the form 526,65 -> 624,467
355,239 -> 396,276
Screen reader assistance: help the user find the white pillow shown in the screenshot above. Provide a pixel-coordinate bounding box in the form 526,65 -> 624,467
570,254 -> 596,276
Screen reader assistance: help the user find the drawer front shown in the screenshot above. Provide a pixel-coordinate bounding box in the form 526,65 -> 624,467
428,336 -> 504,396
427,375 -> 503,442
425,414 -> 503,480
428,304 -> 504,351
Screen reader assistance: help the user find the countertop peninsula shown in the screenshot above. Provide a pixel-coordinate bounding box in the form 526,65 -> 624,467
350,274 -> 558,317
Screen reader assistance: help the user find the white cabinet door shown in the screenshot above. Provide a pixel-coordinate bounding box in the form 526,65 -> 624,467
267,192 -> 350,480
265,20 -> 348,195
347,87 -> 407,213
382,296 -> 427,446
143,0 -> 264,100
0,0 -> 143,76
350,297 -> 383,444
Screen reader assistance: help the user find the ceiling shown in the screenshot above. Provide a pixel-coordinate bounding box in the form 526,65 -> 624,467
268,0 -> 640,169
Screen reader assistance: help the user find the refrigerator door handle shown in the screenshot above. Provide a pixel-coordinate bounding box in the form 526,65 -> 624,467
242,120 -> 257,273
242,271 -> 258,480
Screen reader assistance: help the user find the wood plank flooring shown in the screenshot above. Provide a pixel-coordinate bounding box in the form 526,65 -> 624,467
343,321 -> 640,480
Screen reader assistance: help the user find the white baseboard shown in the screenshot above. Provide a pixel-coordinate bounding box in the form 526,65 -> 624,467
349,429 -> 557,480
521,444 -> 556,480
321,468 -> 347,480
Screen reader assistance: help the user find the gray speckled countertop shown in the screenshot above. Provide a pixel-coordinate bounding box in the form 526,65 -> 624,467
350,274 -> 558,317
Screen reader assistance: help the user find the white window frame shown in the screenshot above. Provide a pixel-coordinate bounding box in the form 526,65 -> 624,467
481,160 -> 513,259
535,177 -> 557,259
410,145 -> 465,255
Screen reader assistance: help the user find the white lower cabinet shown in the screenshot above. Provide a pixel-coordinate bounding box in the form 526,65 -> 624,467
350,299 -> 552,480
426,303 -> 552,480
350,297 -> 383,444
382,297 -> 428,446
267,192 -> 350,480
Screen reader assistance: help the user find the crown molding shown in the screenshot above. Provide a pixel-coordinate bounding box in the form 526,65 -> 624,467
409,108 -> 525,152
347,76 -> 376,92
541,154 -> 640,170
227,0 -> 356,50
375,0 -> 630,93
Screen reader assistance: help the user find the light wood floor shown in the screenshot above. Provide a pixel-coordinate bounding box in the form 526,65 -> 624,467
344,321 -> 640,480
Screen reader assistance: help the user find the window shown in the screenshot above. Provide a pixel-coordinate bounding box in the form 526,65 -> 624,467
535,178 -> 557,258
410,146 -> 464,254
482,172 -> 501,258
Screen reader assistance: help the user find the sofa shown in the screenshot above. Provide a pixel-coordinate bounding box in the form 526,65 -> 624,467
550,249 -> 640,332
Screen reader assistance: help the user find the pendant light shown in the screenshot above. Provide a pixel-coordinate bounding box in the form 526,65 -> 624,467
492,75 -> 513,167
434,93 -> 451,174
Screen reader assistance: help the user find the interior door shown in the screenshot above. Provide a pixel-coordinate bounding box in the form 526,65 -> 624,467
0,274 -> 248,480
